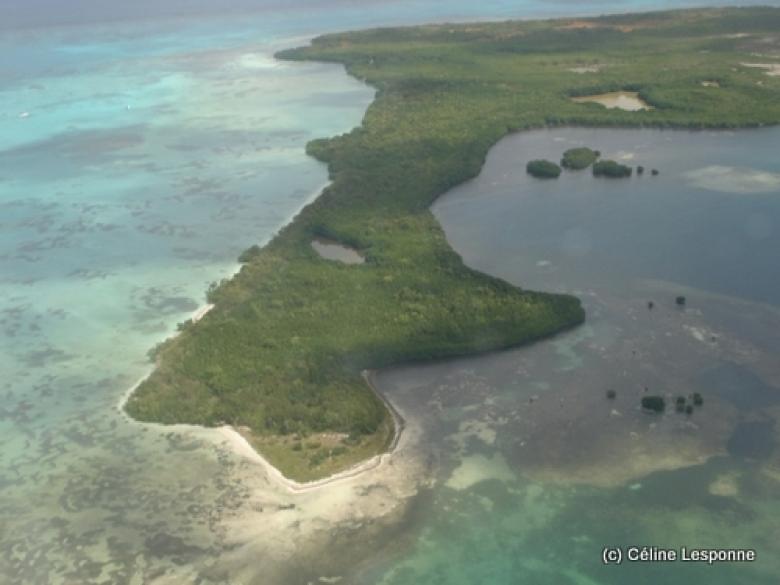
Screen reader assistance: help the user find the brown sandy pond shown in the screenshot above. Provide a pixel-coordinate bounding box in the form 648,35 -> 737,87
571,90 -> 652,111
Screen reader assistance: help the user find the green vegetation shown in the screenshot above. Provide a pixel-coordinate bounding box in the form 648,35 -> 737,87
527,159 -> 562,178
642,395 -> 666,413
125,7 -> 780,481
692,392 -> 704,406
561,147 -> 600,170
606,389 -> 617,400
593,159 -> 633,178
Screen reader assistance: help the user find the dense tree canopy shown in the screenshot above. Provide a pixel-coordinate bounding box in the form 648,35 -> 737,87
561,147 -> 600,170
593,160 -> 633,178
126,6 -> 780,481
527,159 -> 562,178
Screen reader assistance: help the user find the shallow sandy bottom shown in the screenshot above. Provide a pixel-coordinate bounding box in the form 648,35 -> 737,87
203,403 -> 428,584
415,281 -> 778,490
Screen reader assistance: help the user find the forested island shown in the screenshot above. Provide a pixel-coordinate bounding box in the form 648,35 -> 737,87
527,159 -> 562,178
125,7 -> 780,482
561,147 -> 600,170
593,159 -> 633,178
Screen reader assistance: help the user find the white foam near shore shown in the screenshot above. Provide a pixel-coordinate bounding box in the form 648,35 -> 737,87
191,303 -> 214,322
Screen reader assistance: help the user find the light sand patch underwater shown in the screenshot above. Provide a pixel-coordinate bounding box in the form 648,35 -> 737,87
212,407 -> 428,584
685,165 -> 780,194
708,471 -> 741,497
445,452 -> 515,491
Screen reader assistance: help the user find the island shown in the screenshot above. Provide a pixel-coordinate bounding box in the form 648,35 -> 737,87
561,147 -> 600,170
593,159 -> 633,178
526,159 -> 562,178
124,7 -> 780,483
642,395 -> 666,413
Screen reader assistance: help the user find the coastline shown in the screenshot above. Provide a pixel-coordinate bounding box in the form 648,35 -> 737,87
117,177 -> 386,490
215,369 -> 405,494
119,367 -> 406,494
191,303 -> 215,323
121,6 -> 780,498
119,299 -> 405,494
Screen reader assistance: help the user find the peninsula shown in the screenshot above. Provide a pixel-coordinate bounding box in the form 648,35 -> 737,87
125,7 -> 780,482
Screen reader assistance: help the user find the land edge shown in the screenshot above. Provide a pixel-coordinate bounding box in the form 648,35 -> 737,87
118,308 -> 406,493
119,30 -> 593,488
120,5 -> 780,492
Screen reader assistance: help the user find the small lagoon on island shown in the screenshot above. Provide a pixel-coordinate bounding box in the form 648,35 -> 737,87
311,237 -> 365,264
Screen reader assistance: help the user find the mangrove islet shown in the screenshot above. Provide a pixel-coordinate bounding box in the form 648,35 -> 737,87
526,159 -> 562,178
593,159 -> 633,178
561,147 -> 600,170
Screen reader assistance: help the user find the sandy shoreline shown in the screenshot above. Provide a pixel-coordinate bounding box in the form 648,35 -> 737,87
120,367 -> 405,494
119,302 -> 405,494
214,370 -> 405,493
191,303 -> 214,322
216,377 -> 404,493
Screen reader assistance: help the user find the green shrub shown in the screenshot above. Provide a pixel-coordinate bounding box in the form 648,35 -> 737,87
526,159 -> 562,178
593,160 -> 632,178
641,395 -> 666,413
561,147 -> 599,170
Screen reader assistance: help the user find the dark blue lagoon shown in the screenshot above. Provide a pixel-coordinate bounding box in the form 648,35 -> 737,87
355,127 -> 780,585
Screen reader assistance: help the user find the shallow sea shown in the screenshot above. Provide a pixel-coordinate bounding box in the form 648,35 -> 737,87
1,2 -> 779,584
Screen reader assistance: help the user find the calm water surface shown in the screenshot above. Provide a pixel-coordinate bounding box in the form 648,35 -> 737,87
357,128 -> 780,585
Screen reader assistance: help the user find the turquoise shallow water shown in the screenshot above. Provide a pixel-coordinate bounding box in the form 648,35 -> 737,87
2,2 -> 780,584
1,13 -> 378,585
